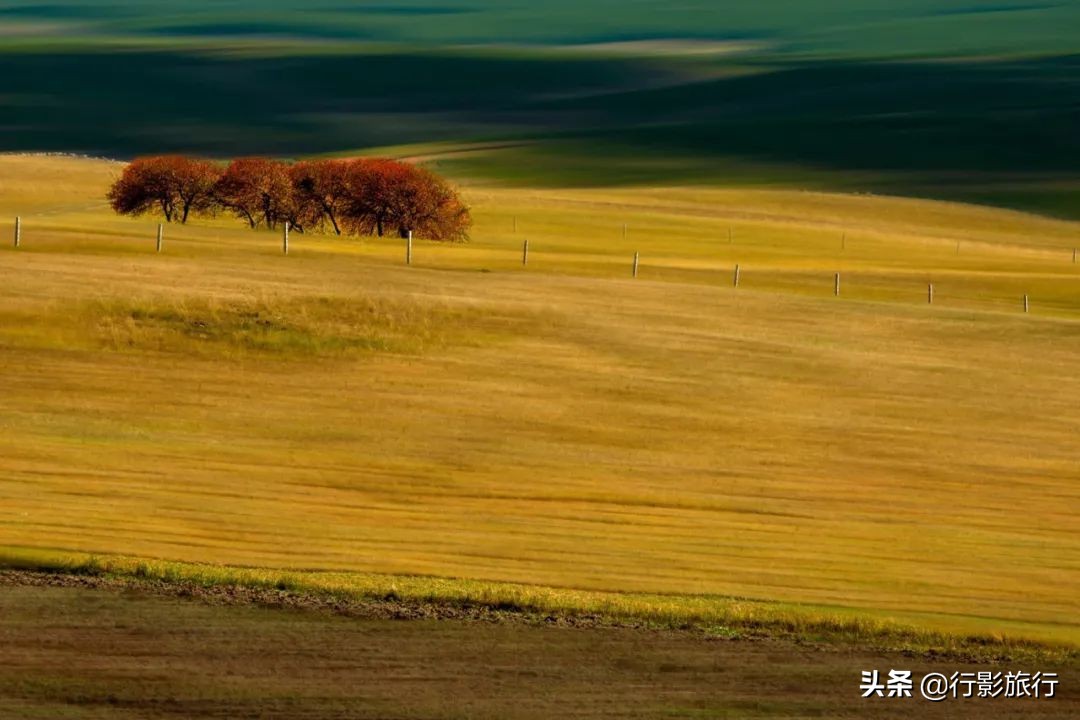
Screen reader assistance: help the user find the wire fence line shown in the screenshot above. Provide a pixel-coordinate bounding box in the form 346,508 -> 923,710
7,216 -> 1079,317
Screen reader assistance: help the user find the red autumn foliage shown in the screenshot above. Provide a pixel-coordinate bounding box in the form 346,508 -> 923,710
107,155 -> 470,241
344,159 -> 471,241
107,155 -> 219,224
214,157 -> 294,230
290,159 -> 352,236
342,159 -> 411,238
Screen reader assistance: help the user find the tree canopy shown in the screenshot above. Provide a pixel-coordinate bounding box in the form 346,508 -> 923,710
107,155 -> 471,241
106,155 -> 218,224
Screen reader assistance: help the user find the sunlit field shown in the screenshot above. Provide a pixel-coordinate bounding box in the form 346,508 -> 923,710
1,155 -> 1078,650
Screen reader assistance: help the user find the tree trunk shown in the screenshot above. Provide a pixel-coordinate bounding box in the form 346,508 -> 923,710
327,211 -> 341,236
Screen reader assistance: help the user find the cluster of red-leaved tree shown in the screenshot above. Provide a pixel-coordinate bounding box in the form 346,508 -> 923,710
106,155 -> 471,241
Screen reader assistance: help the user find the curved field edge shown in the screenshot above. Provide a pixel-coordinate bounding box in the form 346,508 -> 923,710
2,547 -> 1074,664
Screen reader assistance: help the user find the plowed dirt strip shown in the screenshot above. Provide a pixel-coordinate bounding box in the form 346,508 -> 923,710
0,577 -> 1076,720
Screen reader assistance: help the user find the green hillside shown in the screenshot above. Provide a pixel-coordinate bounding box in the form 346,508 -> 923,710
3,0 -> 1079,55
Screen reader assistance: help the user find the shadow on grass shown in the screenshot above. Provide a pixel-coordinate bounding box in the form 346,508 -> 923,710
0,49 -> 1076,216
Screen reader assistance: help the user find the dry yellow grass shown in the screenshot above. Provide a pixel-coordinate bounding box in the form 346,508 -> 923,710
0,155 -> 1077,647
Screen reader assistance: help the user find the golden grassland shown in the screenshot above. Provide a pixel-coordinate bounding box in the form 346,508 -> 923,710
2,548 -> 1076,663
0,155 -> 1077,650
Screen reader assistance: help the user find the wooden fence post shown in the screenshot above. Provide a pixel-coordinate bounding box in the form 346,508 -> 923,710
156,223 -> 163,253
834,272 -> 840,296
733,264 -> 740,288
14,216 -> 20,248
406,230 -> 413,266
1024,295 -> 1030,314
522,238 -> 529,266
282,222 -> 290,255
928,283 -> 934,304
632,251 -> 639,278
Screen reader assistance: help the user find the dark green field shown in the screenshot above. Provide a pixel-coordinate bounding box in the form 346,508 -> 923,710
1,1 -> 1078,217
3,0 -> 1079,53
